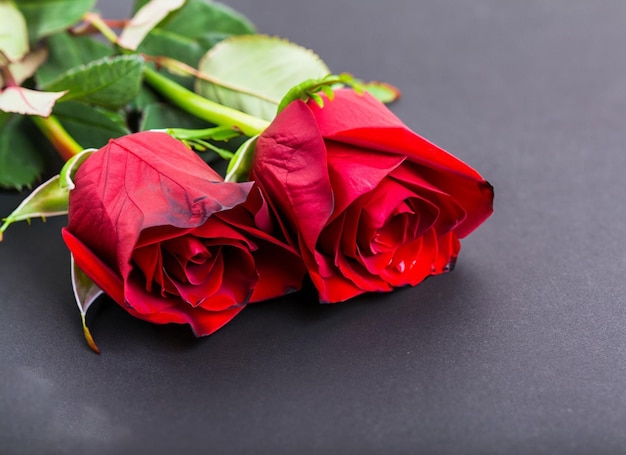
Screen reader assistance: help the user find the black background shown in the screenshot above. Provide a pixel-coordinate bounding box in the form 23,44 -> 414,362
2,1 -> 626,453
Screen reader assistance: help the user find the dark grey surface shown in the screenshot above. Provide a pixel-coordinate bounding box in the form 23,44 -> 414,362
2,0 -> 626,453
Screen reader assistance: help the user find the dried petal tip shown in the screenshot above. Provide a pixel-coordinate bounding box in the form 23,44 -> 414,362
82,318 -> 100,354
443,256 -> 457,273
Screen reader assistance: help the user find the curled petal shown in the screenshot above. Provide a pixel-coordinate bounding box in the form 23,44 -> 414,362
251,89 -> 493,302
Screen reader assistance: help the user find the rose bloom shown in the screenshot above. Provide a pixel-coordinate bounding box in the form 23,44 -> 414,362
62,131 -> 304,335
250,89 -> 494,303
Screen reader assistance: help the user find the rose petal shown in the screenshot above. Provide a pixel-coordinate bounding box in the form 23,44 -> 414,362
309,89 -> 407,134
167,248 -> 225,306
193,215 -> 254,247
252,101 -> 334,251
310,90 -> 487,182
306,89 -> 493,238
62,229 -> 124,306
183,252 -> 219,285
325,140 -> 405,217
124,275 -> 244,336
432,231 -> 460,274
391,164 -> 469,234
163,235 -> 209,263
309,249 -> 369,303
249,239 -> 305,301
335,249 -> 392,294
132,243 -> 163,292
68,132 -> 253,280
379,230 -> 437,287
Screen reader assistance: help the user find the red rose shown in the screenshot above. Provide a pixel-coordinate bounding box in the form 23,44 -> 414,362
62,131 -> 305,336
250,89 -> 493,303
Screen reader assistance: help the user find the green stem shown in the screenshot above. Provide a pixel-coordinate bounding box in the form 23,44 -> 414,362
83,12 -> 119,45
143,66 -> 270,137
31,115 -> 83,161
154,56 -> 279,105
82,11 -> 270,137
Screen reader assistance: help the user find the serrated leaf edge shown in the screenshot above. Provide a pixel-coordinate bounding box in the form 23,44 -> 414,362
41,54 -> 144,94
197,34 -> 331,106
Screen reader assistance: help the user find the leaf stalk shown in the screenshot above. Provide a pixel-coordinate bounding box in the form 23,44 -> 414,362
143,66 -> 270,137
31,115 -> 83,161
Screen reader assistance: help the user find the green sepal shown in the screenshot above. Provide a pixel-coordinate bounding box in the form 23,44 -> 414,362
309,92 -> 324,108
166,125 -> 242,142
276,73 -> 355,113
225,135 -> 258,182
60,148 -> 97,190
161,125 -> 242,160
0,145 -> 96,239
195,35 -> 330,121
277,73 -> 401,113
362,81 -> 401,104
320,85 -> 335,100
71,256 -> 102,354
0,175 -> 68,241
188,141 -> 234,160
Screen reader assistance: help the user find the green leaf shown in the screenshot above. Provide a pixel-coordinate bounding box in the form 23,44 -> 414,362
0,1 -> 29,63
135,0 -> 255,37
136,0 -> 255,68
195,35 -> 330,121
139,102 -> 212,131
0,110 -> 9,127
124,85 -> 160,132
130,84 -> 160,111
36,32 -> 113,88
0,86 -> 66,117
7,48 -> 48,85
70,257 -> 102,354
0,115 -> 45,190
363,81 -> 401,104
0,175 -> 68,240
42,55 -> 144,110
53,101 -> 129,149
16,0 -> 96,42
225,135 -> 257,182
134,0 -> 254,31
119,0 -> 186,51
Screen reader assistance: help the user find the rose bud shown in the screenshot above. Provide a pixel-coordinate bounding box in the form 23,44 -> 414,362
250,89 -> 493,303
62,131 -> 305,336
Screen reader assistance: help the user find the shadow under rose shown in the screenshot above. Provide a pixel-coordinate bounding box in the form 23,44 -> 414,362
83,260 -> 491,357
84,298 -> 202,353
250,265 -> 488,324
